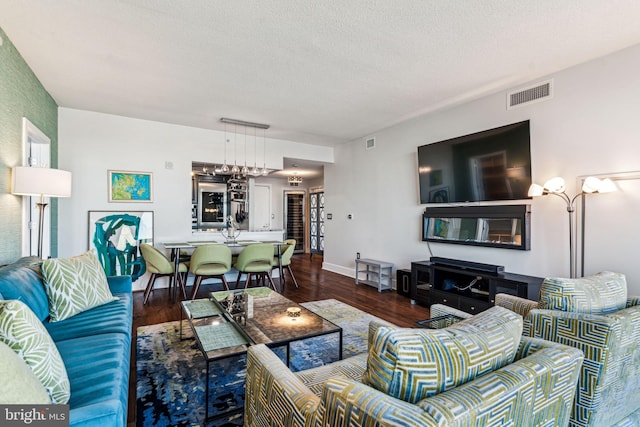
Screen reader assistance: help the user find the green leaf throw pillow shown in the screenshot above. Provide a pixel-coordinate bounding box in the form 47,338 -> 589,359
0,300 -> 69,404
0,340 -> 51,404
42,250 -> 118,322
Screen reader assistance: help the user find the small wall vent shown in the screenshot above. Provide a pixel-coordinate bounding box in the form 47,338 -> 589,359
507,79 -> 553,109
365,137 -> 376,150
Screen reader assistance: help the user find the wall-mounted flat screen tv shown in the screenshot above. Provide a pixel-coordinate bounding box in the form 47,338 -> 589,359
418,120 -> 532,204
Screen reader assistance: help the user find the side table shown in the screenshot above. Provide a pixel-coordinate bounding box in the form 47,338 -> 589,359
355,258 -> 394,292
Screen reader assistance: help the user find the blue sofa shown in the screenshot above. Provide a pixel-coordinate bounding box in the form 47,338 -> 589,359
0,256 -> 132,427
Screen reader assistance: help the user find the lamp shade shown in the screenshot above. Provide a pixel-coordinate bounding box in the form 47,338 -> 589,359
598,178 -> 617,193
543,177 -> 565,194
527,183 -> 545,197
12,166 -> 72,198
581,176 -> 617,194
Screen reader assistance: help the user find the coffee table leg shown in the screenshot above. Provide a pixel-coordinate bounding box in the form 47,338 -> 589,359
286,342 -> 291,367
205,359 -> 210,421
338,329 -> 343,360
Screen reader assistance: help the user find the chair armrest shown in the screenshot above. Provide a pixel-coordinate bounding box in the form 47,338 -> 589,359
627,296 -> 640,308
417,343 -> 583,426
319,377 -> 438,427
107,275 -> 132,294
429,303 -> 473,319
320,343 -> 582,427
245,344 -> 320,427
494,293 -> 538,318
527,307 -> 640,423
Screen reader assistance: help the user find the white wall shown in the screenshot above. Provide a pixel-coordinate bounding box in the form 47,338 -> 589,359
57,109 -> 333,268
323,43 -> 640,294
57,43 -> 640,295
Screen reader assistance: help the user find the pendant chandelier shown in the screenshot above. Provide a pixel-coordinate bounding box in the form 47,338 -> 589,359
241,126 -> 248,176
221,123 -> 230,173
219,117 -> 270,176
231,124 -> 240,174
252,127 -> 260,176
261,128 -> 269,176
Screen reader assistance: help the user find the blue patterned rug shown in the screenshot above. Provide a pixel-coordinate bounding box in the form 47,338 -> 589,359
136,299 -> 393,426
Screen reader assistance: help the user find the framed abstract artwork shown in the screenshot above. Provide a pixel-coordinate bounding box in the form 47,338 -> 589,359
88,210 -> 154,282
108,170 -> 153,202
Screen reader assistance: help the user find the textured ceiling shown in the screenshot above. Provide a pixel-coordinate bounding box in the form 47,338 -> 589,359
2,0 -> 640,146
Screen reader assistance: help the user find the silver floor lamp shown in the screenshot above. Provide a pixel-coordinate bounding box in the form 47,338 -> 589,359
528,176 -> 616,278
12,166 -> 72,258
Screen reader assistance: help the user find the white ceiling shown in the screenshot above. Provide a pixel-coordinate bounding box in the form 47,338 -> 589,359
2,1 -> 640,146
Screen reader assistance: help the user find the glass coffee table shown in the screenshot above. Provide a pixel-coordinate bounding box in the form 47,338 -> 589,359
180,287 -> 342,423
414,313 -> 464,329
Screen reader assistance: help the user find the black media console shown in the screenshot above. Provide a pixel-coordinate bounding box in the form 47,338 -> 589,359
410,257 -> 543,314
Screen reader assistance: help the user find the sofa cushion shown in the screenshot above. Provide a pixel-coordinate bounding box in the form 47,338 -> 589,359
0,256 -> 49,321
56,332 -> 130,427
539,271 -> 627,314
42,250 -> 118,322
0,340 -> 51,404
364,306 -> 522,404
45,292 -> 133,342
0,300 -> 70,403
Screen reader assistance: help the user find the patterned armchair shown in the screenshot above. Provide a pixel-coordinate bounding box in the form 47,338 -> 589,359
494,271 -> 640,427
245,306 -> 584,427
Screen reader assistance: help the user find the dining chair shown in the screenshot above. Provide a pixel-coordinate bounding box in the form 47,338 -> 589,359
139,243 -> 189,304
189,244 -> 232,299
271,239 -> 298,288
234,243 -> 276,290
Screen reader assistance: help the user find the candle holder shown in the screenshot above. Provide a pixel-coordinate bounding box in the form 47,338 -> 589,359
286,307 -> 301,320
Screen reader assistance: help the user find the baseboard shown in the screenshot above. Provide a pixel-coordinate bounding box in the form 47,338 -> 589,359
322,262 -> 355,278
322,262 -> 399,290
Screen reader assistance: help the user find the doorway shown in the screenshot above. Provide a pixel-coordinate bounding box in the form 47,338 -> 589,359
284,191 -> 305,253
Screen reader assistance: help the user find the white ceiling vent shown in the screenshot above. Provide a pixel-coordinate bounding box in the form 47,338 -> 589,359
365,137 -> 376,150
507,79 -> 553,109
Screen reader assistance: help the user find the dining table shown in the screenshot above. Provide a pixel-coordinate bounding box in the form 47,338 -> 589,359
162,240 -> 286,300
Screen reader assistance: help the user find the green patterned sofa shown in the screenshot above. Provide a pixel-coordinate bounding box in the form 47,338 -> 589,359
493,271 -> 640,427
245,306 -> 584,427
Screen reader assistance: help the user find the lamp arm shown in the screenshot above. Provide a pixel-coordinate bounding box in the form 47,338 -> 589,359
549,191 -> 573,210
570,192 -> 584,209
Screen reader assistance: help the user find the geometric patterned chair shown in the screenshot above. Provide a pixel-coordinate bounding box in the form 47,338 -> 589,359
495,271 -> 640,427
245,306 -> 584,427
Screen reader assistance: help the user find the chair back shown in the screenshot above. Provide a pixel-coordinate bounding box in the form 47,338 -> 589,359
280,243 -> 296,266
190,244 -> 232,273
236,243 -> 274,271
139,243 -> 173,274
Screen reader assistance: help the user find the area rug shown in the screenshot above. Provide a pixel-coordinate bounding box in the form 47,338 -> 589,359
136,299 -> 393,427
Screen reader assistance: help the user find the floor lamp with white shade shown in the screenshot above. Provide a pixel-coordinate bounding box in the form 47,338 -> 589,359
528,176 -> 616,278
11,166 -> 72,259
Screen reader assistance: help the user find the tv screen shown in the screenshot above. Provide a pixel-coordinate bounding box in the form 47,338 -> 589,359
418,121 -> 531,204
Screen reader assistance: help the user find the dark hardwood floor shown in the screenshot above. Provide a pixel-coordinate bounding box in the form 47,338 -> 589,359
127,254 -> 430,425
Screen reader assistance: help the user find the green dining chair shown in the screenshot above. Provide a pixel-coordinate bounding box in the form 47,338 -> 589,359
234,243 -> 276,290
140,243 -> 189,304
271,239 -> 298,288
189,244 -> 232,299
